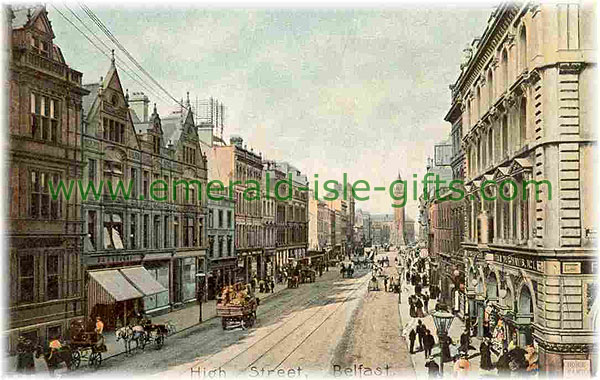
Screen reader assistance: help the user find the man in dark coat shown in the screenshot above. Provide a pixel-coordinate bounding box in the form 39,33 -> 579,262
480,338 -> 492,370
423,329 -> 435,359
425,359 -> 440,379
416,320 -> 425,351
16,336 -> 35,373
409,329 -> 417,354
460,328 -> 471,354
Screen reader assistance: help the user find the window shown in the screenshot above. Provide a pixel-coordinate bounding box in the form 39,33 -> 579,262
143,171 -> 149,199
519,27 -> 527,73
103,118 -> 124,143
19,255 -> 34,303
520,97 -> 527,144
227,237 -> 232,255
228,211 -> 233,228
198,218 -> 203,246
208,235 -> 214,258
88,159 -> 96,184
130,168 -> 137,198
88,211 -> 97,249
164,216 -> 169,248
46,255 -> 60,300
501,49 -> 509,92
30,170 -> 60,220
487,69 -> 494,107
31,94 -> 59,142
154,216 -> 160,248
488,129 -> 494,164
154,136 -> 160,154
174,216 -> 179,248
103,213 -> 124,250
501,115 -> 508,155
143,215 -> 149,248
184,217 -> 195,247
130,214 -> 137,249
218,210 -> 223,228
208,210 -> 214,228
218,236 -> 223,257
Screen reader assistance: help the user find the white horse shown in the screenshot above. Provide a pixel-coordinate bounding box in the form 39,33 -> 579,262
130,325 -> 147,350
116,326 -> 133,355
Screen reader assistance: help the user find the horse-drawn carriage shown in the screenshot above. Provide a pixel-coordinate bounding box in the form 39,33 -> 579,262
340,263 -> 354,278
68,319 -> 107,369
217,297 -> 258,330
300,268 -> 316,283
287,275 -> 299,288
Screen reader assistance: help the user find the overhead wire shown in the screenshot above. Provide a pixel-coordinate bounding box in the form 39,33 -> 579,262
61,3 -> 170,106
78,3 -> 187,109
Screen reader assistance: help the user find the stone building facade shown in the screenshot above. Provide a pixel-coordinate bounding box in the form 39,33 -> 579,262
81,65 -> 208,328
448,2 -> 597,375
6,5 -> 89,350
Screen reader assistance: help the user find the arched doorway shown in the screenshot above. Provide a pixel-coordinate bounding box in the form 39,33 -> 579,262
516,285 -> 534,346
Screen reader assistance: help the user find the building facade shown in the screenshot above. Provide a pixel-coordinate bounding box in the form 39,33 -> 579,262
449,2 -> 597,374
7,5 -> 89,350
82,68 -> 208,328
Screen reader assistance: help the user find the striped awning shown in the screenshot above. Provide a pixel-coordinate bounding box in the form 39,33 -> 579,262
88,269 -> 143,302
120,266 -> 167,297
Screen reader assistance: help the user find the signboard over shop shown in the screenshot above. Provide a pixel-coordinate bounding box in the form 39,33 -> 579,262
563,359 -> 590,378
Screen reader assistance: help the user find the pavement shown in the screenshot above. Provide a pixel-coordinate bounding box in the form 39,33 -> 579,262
392,250 -> 500,379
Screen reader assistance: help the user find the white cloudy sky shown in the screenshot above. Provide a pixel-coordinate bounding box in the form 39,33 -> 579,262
50,3 -> 492,218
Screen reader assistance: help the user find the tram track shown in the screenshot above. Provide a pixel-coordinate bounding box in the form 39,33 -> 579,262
186,271 -> 370,374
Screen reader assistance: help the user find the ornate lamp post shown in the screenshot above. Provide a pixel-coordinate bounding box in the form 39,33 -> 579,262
433,310 -> 455,376
196,273 -> 206,323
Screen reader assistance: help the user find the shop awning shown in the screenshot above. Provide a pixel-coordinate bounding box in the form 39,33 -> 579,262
89,269 -> 143,302
120,266 -> 167,296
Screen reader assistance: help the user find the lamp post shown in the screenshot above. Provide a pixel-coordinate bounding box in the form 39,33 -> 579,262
433,310 -> 455,376
196,273 -> 206,323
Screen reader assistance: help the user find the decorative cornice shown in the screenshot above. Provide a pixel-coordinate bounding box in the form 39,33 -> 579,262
503,92 -> 517,109
559,62 -> 585,75
505,33 -> 516,48
491,58 -> 500,69
489,106 -> 499,120
536,341 -> 593,354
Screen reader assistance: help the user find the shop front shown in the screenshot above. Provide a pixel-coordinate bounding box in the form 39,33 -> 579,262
87,266 -> 167,330
143,260 -> 170,314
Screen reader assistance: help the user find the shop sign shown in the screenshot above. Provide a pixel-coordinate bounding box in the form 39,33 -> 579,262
562,262 -> 581,274
88,254 -> 142,265
563,359 -> 590,378
493,253 -> 541,272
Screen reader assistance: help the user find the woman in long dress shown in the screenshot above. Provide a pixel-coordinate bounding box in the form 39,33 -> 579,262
415,297 -> 425,318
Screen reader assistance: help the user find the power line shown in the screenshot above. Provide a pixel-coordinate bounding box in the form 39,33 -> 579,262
78,3 -> 186,109
50,4 -> 172,107
61,3 -> 169,105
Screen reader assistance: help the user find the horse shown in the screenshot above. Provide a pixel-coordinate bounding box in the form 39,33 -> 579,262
34,344 -> 72,375
130,325 -> 147,350
116,326 -> 133,355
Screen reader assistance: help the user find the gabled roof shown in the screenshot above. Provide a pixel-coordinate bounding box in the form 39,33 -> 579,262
82,83 -> 100,117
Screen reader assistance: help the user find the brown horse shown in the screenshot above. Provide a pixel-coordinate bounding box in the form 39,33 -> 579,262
35,344 -> 72,375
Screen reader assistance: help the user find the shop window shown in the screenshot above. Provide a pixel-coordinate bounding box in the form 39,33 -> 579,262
19,255 -> 35,303
88,211 -> 97,249
46,255 -> 60,300
103,213 -> 124,250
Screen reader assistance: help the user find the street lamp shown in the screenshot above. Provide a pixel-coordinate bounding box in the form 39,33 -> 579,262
433,310 -> 455,376
196,273 -> 206,323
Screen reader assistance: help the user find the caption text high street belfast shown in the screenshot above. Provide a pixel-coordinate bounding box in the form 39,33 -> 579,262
4,1 -> 598,379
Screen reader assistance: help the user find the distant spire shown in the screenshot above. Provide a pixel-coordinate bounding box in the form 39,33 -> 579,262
111,49 -> 115,67
153,103 -> 157,114
186,92 -> 190,107
125,89 -> 129,104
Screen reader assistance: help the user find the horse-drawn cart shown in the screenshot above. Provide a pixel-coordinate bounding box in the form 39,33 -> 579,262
287,275 -> 299,288
216,298 -> 258,330
69,319 -> 107,369
300,269 -> 316,283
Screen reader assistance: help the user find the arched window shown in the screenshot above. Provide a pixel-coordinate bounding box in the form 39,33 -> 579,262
501,114 -> 508,154
487,128 -> 494,164
519,26 -> 527,73
501,49 -> 509,92
476,87 -> 482,119
487,69 -> 494,107
520,97 -> 527,145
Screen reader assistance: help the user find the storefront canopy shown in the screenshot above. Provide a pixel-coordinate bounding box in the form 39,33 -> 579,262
89,269 -> 143,302
121,266 -> 167,296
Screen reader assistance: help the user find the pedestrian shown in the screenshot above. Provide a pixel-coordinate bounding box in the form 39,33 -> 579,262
423,292 -> 430,314
416,320 -> 425,351
259,278 -> 265,293
383,276 -> 388,292
409,296 -> 416,318
424,329 -> 435,359
479,337 -> 492,370
416,297 -> 425,318
460,328 -> 470,354
409,328 -> 417,354
16,336 -> 35,373
425,359 -> 440,379
453,353 -> 470,379
406,271 -> 411,282
270,278 -> 275,293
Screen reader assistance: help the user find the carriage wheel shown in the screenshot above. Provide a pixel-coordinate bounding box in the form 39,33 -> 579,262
139,335 -> 147,350
89,352 -> 102,368
71,349 -> 81,369
221,318 -> 228,330
156,335 -> 165,349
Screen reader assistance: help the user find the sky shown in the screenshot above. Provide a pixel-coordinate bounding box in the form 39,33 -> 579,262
49,3 -> 493,218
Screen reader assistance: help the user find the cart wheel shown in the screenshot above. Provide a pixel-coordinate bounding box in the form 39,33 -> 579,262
139,335 -> 147,350
71,350 -> 81,369
221,318 -> 227,330
156,335 -> 165,349
89,352 -> 102,368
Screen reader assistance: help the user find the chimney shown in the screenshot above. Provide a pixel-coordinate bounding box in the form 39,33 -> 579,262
129,92 -> 149,122
230,135 -> 243,148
